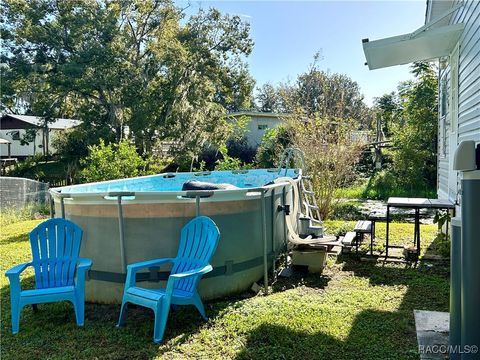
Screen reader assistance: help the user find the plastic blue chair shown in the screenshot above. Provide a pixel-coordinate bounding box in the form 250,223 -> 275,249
5,218 -> 92,334
117,216 -> 220,343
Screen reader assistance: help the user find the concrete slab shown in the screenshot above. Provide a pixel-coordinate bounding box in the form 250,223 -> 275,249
414,310 -> 449,360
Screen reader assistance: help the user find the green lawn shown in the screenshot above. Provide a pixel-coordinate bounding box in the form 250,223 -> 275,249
1,219 -> 449,359
335,177 -> 437,200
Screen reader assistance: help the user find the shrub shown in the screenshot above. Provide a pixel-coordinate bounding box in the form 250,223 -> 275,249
362,170 -> 436,200
215,156 -> 242,171
331,202 -> 363,221
226,137 -> 257,165
214,144 -> 252,171
80,140 -> 147,182
255,125 -> 294,168
292,116 -> 364,219
8,154 -> 46,179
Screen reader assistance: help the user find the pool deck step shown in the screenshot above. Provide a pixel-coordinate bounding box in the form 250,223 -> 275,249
342,232 -> 357,246
353,220 -> 372,233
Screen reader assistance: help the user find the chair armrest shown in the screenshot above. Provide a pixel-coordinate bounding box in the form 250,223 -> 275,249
75,258 -> 92,287
5,262 -> 31,278
170,265 -> 213,279
165,265 -> 212,294
5,262 -> 31,294
127,258 -> 174,273
125,258 -> 174,288
77,258 -> 93,270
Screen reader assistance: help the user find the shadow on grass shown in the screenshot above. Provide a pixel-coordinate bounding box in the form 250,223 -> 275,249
234,257 -> 448,359
234,309 -> 418,360
0,233 -> 30,244
340,255 -> 448,308
1,255 -> 449,359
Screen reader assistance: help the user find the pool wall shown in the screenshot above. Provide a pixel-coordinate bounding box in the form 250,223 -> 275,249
51,174 -> 298,303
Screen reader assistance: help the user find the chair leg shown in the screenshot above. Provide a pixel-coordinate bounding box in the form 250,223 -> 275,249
193,293 -> 208,321
73,295 -> 85,327
117,301 -> 128,327
11,302 -> 22,334
153,302 -> 170,343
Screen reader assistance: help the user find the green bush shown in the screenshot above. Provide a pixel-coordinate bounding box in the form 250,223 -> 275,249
361,170 -> 436,200
215,156 -> 242,171
255,125 -> 294,168
80,140 -> 147,182
331,201 -> 363,220
214,144 -> 252,171
8,154 -> 46,179
226,137 -> 257,165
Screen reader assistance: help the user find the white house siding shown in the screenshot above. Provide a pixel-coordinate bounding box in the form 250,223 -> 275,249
227,112 -> 287,148
437,63 -> 451,200
453,0 -> 480,144
436,0 -> 480,202
0,128 -> 62,157
245,116 -> 285,147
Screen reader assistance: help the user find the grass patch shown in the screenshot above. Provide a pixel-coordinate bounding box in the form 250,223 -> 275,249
1,219 -> 448,359
324,220 -> 440,256
336,175 -> 436,200
0,206 -> 49,227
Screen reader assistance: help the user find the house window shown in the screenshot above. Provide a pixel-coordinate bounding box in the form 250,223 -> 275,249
9,130 -> 20,140
258,124 -> 268,130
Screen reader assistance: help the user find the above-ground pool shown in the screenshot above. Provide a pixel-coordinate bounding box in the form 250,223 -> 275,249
50,169 -> 299,303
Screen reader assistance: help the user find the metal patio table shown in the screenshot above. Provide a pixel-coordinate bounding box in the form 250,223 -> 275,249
385,197 -> 455,258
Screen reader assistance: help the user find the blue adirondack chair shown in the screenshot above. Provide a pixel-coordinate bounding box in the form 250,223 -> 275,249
5,218 -> 92,334
117,216 -> 220,343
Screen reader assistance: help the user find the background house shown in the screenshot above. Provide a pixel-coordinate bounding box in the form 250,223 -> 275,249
0,114 -> 81,158
363,0 -> 479,210
227,111 -> 288,147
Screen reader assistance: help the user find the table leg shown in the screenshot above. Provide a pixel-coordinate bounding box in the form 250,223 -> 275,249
416,208 -> 421,259
445,209 -> 450,241
413,209 -> 418,245
386,206 -> 390,258
370,220 -> 375,255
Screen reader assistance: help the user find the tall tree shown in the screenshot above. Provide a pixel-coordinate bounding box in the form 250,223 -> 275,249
1,0 -> 255,162
256,83 -> 280,112
374,92 -> 399,137
255,54 -> 372,129
391,62 -> 438,189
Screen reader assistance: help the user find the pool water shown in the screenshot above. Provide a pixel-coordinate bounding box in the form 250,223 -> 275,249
59,169 -> 298,194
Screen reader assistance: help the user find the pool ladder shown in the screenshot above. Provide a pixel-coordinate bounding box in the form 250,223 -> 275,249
277,148 -> 322,225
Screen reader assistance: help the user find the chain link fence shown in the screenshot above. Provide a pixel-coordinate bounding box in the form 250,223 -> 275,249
0,176 -> 50,212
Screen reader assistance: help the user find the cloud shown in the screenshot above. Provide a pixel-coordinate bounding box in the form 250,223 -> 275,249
237,13 -> 252,19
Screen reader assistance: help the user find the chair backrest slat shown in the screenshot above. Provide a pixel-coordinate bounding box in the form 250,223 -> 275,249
30,218 -> 83,289
55,223 -> 66,287
171,216 -> 220,293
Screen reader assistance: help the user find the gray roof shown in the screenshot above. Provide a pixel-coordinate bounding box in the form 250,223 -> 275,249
227,111 -> 290,119
3,114 -> 82,129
